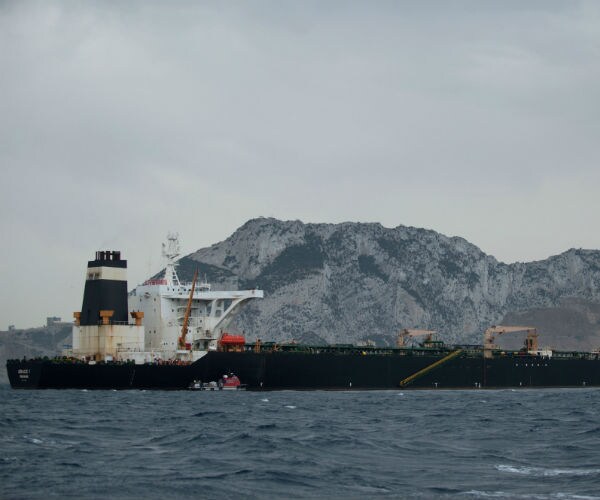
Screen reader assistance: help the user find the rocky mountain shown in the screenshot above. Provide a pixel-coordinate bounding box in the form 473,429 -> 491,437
179,218 -> 600,350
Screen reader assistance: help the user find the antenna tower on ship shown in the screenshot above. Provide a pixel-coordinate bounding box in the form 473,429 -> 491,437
162,233 -> 181,287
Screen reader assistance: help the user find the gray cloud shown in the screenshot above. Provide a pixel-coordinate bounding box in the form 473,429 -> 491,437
1,1 -> 599,327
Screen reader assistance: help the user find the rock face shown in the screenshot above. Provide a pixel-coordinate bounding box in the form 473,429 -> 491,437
179,218 -> 600,349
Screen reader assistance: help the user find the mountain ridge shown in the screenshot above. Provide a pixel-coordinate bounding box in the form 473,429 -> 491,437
179,218 -> 600,348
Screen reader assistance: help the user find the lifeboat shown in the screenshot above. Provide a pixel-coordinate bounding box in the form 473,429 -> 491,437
218,333 -> 246,352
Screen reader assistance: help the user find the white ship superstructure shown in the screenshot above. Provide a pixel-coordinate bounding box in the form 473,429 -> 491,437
129,234 -> 263,359
70,235 -> 263,364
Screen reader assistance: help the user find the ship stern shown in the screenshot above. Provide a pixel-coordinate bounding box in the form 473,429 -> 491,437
6,359 -> 44,389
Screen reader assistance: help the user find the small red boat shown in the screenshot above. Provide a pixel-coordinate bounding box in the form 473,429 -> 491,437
221,373 -> 245,390
188,373 -> 246,391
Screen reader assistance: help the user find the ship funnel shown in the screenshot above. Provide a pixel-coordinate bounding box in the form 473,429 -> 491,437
79,250 -> 129,326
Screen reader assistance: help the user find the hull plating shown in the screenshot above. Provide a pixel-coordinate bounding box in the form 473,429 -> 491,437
7,351 -> 600,390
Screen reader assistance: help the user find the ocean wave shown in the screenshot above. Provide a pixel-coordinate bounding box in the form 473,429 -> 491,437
57,462 -> 83,468
195,468 -> 253,480
464,492 -> 600,500
23,435 -> 44,445
463,491 -> 545,499
256,423 -> 277,430
351,484 -> 392,494
192,410 -> 225,417
496,464 -> 600,477
577,426 -> 600,435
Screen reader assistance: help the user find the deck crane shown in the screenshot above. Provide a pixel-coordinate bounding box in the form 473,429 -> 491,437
483,325 -> 537,359
396,329 -> 437,348
178,269 -> 198,350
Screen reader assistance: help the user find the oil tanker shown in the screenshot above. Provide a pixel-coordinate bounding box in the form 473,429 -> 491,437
7,237 -> 600,390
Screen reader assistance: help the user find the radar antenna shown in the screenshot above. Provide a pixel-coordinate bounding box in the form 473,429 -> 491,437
163,233 -> 181,287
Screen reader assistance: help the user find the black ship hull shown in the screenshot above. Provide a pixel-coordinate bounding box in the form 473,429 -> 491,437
8,350 -> 600,390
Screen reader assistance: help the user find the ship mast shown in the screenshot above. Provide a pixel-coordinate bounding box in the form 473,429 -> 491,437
162,233 -> 181,287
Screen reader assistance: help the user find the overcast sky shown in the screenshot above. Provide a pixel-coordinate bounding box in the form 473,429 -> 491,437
1,1 -> 599,328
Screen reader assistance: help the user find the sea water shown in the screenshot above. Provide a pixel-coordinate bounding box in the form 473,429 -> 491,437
1,385 -> 600,499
